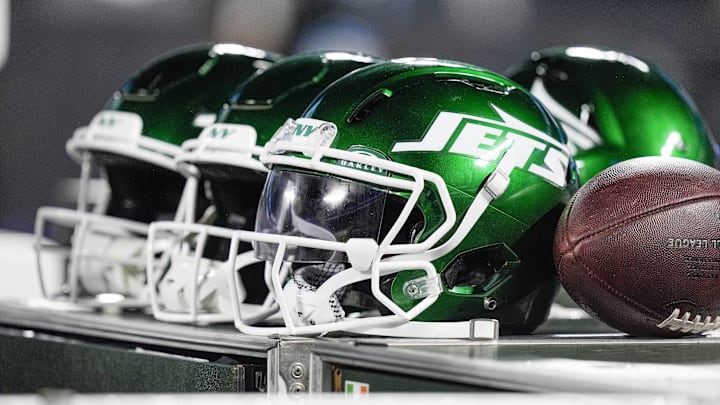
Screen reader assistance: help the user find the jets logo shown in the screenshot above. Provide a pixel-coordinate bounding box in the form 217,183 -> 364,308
529,77 -> 602,155
391,104 -> 571,187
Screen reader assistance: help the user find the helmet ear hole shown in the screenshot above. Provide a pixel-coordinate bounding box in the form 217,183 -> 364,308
442,244 -> 517,291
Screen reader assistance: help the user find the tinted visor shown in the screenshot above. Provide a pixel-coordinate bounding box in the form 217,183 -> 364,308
255,169 -> 422,263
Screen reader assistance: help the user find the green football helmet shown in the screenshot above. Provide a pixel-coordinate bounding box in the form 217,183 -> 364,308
34,43 -> 278,307
145,51 -> 383,324
506,45 -> 720,183
243,58 -> 579,337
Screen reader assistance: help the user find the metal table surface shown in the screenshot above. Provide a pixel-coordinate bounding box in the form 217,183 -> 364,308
311,314 -> 720,396
0,299 -> 277,358
3,299 -> 720,397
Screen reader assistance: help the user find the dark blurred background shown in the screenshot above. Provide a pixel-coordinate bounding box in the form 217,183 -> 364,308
1,0 -> 719,232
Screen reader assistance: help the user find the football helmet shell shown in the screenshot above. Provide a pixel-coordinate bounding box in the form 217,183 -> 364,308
232,58 -> 578,337
146,51 -> 383,324
34,43 -> 278,307
506,45 -> 720,183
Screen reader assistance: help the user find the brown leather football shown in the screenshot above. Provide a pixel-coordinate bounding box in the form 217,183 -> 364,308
554,156 -> 720,337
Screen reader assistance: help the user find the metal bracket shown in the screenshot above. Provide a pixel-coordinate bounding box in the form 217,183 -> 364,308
267,337 -> 317,395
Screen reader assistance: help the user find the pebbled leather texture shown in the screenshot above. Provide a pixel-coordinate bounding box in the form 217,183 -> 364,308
554,156 -> 720,337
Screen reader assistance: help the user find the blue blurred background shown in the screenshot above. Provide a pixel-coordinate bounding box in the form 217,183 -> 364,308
1,0 -> 719,231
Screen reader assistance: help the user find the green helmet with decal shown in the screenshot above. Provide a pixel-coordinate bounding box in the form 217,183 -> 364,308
34,43 -> 278,306
145,51 -> 383,325
253,58 -> 579,336
506,45 -> 720,183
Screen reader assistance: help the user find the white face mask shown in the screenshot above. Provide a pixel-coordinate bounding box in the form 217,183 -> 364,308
146,117 -> 499,339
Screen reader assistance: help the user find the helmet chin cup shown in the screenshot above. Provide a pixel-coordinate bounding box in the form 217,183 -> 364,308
156,253 -> 232,318
34,206 -> 149,307
147,220 -> 269,325
281,280 -> 342,326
